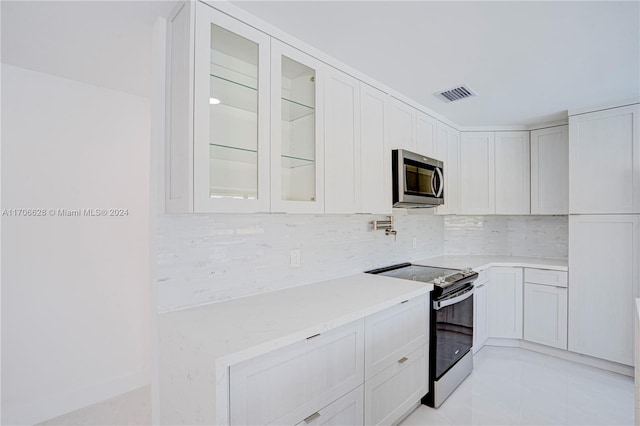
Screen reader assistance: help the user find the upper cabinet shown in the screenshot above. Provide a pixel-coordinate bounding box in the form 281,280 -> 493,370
494,132 -> 530,214
271,41 -> 324,214
324,67 -> 361,214
569,104 -> 640,214
459,132 -> 496,214
531,126 -> 569,215
435,122 -> 461,215
459,131 -> 530,215
389,97 -> 437,158
360,83 -> 392,214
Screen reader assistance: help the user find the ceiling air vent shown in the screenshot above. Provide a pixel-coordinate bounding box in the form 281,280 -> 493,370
434,84 -> 477,103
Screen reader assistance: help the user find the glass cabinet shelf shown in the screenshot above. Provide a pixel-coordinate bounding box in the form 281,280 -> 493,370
281,154 -> 315,169
210,142 -> 257,164
281,97 -> 314,122
210,74 -> 257,114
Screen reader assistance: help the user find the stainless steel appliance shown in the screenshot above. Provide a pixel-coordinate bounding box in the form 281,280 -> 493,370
392,149 -> 444,208
366,263 -> 478,408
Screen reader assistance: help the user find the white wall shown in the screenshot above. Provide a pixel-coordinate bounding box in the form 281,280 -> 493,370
444,215 -> 568,258
1,65 -> 151,425
157,211 -> 444,312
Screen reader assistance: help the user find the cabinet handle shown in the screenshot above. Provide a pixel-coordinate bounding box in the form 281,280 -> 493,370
398,356 -> 409,364
306,333 -> 321,340
401,300 -> 409,304
303,412 -> 321,423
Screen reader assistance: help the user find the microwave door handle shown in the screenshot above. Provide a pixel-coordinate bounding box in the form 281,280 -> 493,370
435,167 -> 444,197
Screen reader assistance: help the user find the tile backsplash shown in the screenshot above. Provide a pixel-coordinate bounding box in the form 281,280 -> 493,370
444,215 -> 568,258
157,210 -> 444,313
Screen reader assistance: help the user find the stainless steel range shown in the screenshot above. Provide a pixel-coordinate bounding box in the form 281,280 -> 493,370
366,263 -> 478,408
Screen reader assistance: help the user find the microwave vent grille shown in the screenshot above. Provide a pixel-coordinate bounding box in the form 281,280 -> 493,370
434,84 -> 477,103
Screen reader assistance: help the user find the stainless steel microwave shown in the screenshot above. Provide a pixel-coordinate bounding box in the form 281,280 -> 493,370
392,149 -> 444,208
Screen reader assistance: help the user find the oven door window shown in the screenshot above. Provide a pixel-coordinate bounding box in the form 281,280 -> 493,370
435,294 -> 473,380
404,159 -> 442,197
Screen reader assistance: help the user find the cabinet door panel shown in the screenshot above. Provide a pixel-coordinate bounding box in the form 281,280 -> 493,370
230,320 -> 364,425
193,3 -> 271,213
389,97 -> 414,150
488,267 -> 523,339
364,296 -> 428,379
494,131 -> 530,214
568,215 -> 640,365
360,83 -> 391,214
436,122 -> 460,215
271,41 -> 325,213
524,283 -> 567,349
569,104 -> 640,214
531,126 -> 569,214
473,282 -> 488,352
415,111 -> 437,157
460,132 -> 495,214
325,69 -> 361,213
364,345 -> 427,426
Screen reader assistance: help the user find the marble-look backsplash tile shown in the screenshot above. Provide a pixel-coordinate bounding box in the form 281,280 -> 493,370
157,210 -> 444,313
444,215 -> 568,259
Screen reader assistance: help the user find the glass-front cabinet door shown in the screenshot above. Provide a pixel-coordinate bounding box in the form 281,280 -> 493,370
193,3 -> 271,212
271,41 -> 324,213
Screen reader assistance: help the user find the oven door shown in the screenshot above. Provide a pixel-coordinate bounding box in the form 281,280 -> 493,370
433,285 -> 474,380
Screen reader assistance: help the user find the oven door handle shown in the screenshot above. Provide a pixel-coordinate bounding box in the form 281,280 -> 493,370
433,286 -> 474,310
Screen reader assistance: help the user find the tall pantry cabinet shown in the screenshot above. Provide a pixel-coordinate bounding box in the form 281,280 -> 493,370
568,103 -> 640,366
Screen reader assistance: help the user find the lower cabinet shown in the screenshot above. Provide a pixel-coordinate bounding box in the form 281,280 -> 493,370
229,294 -> 429,426
364,345 -> 428,426
472,274 -> 489,352
523,269 -> 568,350
487,267 -> 523,339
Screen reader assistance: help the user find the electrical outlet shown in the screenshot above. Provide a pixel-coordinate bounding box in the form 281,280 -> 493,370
412,237 -> 417,249
290,249 -> 301,268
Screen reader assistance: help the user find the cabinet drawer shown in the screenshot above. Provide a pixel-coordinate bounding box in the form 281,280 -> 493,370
282,385 -> 363,426
364,345 -> 428,426
364,295 -> 428,379
524,268 -> 568,287
230,320 -> 364,426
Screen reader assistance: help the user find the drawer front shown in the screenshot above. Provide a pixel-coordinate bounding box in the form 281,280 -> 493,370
524,268 -> 568,287
476,268 -> 490,285
364,295 -> 428,379
286,385 -> 363,426
230,320 -> 364,426
364,345 -> 428,426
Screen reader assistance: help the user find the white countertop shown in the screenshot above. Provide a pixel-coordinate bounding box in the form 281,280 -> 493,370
160,272 -> 432,367
413,255 -> 568,272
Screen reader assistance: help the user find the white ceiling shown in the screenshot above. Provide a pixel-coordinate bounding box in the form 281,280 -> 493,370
233,1 -> 640,126
1,1 -> 177,98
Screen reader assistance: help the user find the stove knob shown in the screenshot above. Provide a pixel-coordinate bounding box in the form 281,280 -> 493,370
463,267 -> 473,275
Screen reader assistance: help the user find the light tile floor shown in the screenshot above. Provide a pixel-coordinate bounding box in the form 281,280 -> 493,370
401,346 -> 634,426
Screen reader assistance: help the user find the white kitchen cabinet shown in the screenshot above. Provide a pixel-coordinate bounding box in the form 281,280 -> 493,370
360,83 -> 391,214
364,345 -> 428,426
435,121 -> 461,215
168,2 -> 273,213
523,268 -> 568,350
229,320 -> 364,425
282,386 -> 363,426
488,267 -> 523,339
389,97 -> 414,151
460,132 -> 495,214
524,283 -> 567,350
494,131 -> 530,214
531,125 -> 569,214
416,111 -> 437,158
473,273 -> 489,353
569,104 -> 640,214
568,215 -> 640,366
324,67 -> 361,214
271,40 -> 325,214
364,296 -> 428,379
